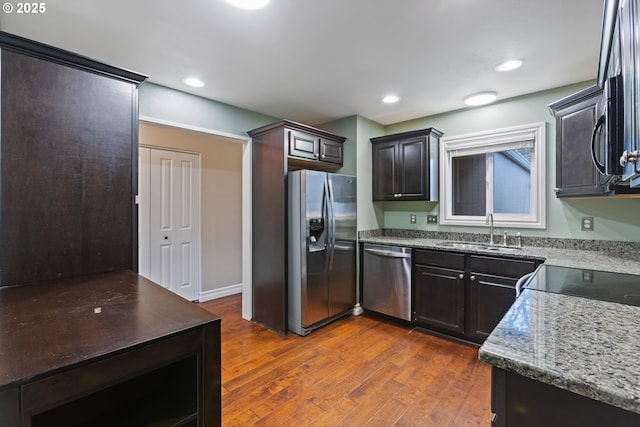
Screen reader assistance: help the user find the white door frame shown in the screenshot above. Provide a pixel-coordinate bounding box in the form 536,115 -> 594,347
139,115 -> 253,321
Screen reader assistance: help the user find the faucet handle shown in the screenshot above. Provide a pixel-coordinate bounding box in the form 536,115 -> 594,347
516,232 -> 522,248
502,231 -> 508,246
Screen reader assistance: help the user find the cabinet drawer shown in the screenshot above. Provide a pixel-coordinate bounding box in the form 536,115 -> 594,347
414,249 -> 465,270
469,255 -> 537,278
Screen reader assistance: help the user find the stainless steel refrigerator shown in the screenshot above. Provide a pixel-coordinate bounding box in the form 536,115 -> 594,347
288,170 -> 357,336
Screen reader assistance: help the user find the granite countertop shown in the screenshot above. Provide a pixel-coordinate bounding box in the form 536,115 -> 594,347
359,235 -> 640,275
479,289 -> 640,414
360,231 -> 640,413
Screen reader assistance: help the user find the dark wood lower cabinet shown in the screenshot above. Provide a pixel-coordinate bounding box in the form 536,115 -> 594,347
466,273 -> 519,342
413,249 -> 539,344
414,265 -> 465,334
491,367 -> 640,427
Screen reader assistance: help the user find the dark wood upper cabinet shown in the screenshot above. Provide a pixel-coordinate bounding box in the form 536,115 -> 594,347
370,128 -> 442,201
549,86 -> 604,198
549,85 -> 640,197
278,121 -> 346,169
0,31 -> 147,286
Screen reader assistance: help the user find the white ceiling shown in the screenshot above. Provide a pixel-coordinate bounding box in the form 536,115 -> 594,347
0,0 -> 604,126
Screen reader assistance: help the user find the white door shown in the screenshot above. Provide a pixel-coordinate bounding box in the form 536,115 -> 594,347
139,147 -> 201,301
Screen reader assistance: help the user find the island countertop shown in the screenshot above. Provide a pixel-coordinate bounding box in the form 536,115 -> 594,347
478,288 -> 640,415
0,270 -> 220,390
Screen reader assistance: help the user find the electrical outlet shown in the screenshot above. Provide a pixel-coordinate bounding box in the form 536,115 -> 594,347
427,215 -> 438,224
410,214 -> 417,224
581,216 -> 594,231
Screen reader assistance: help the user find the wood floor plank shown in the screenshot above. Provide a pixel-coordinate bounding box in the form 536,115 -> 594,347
200,294 -> 492,427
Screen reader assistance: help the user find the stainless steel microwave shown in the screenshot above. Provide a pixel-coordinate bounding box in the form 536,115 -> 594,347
591,74 -> 624,185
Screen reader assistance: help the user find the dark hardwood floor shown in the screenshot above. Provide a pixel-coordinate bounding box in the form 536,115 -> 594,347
200,294 -> 492,426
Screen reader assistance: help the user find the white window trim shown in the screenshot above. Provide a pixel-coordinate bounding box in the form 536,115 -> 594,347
439,122 -> 546,229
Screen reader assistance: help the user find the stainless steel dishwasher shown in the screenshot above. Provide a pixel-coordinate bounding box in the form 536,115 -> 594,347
362,243 -> 412,321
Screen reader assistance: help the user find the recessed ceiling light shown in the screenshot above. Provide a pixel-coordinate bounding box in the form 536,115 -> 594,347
464,92 -> 497,106
225,0 -> 270,10
495,59 -> 523,72
382,95 -> 399,104
184,77 -> 204,88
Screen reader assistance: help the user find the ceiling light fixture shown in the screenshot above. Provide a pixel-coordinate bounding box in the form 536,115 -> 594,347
495,59 -> 523,72
464,92 -> 497,106
224,0 -> 270,10
382,95 -> 399,104
184,77 -> 205,88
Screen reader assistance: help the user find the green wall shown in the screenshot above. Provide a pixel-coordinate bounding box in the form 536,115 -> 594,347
139,83 -> 278,136
140,81 -> 640,242
318,116 -> 358,176
318,115 -> 384,231
380,81 -> 640,241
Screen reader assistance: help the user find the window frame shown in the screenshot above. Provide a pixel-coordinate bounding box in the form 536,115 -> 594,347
439,122 -> 546,229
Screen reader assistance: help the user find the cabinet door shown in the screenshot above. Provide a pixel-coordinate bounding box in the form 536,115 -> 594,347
1,49 -> 136,285
0,388 -> 19,427
397,136 -> 427,199
319,138 -> 343,165
466,273 -> 517,343
555,97 -> 609,197
372,141 -> 398,200
288,129 -> 319,161
414,265 -> 465,334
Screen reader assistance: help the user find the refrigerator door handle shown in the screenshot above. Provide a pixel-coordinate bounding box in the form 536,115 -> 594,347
327,177 -> 336,271
323,178 -> 331,273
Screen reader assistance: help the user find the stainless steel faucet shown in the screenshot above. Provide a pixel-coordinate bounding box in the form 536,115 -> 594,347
486,212 -> 494,246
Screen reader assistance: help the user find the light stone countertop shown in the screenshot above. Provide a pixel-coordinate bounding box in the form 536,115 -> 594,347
359,233 -> 640,413
479,289 -> 640,414
358,235 -> 640,275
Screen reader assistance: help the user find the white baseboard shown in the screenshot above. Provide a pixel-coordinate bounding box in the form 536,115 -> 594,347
198,283 -> 243,302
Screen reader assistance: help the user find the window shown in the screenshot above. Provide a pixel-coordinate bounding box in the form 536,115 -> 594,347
440,122 -> 546,228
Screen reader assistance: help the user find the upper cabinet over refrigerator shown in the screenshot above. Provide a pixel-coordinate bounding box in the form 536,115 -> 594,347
598,0 -> 640,186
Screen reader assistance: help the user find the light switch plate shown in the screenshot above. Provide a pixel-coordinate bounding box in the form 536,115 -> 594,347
581,216 -> 594,231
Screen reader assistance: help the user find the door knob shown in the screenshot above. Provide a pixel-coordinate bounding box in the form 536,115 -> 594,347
458,274 -> 464,280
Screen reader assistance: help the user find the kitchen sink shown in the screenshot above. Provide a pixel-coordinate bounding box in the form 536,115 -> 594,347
435,241 -> 521,253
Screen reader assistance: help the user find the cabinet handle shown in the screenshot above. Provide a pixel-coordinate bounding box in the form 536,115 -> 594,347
458,274 -> 464,280
470,275 -> 476,281
620,150 -> 639,167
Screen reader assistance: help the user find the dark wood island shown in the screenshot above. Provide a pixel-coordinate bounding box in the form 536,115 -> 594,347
0,271 -> 221,426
